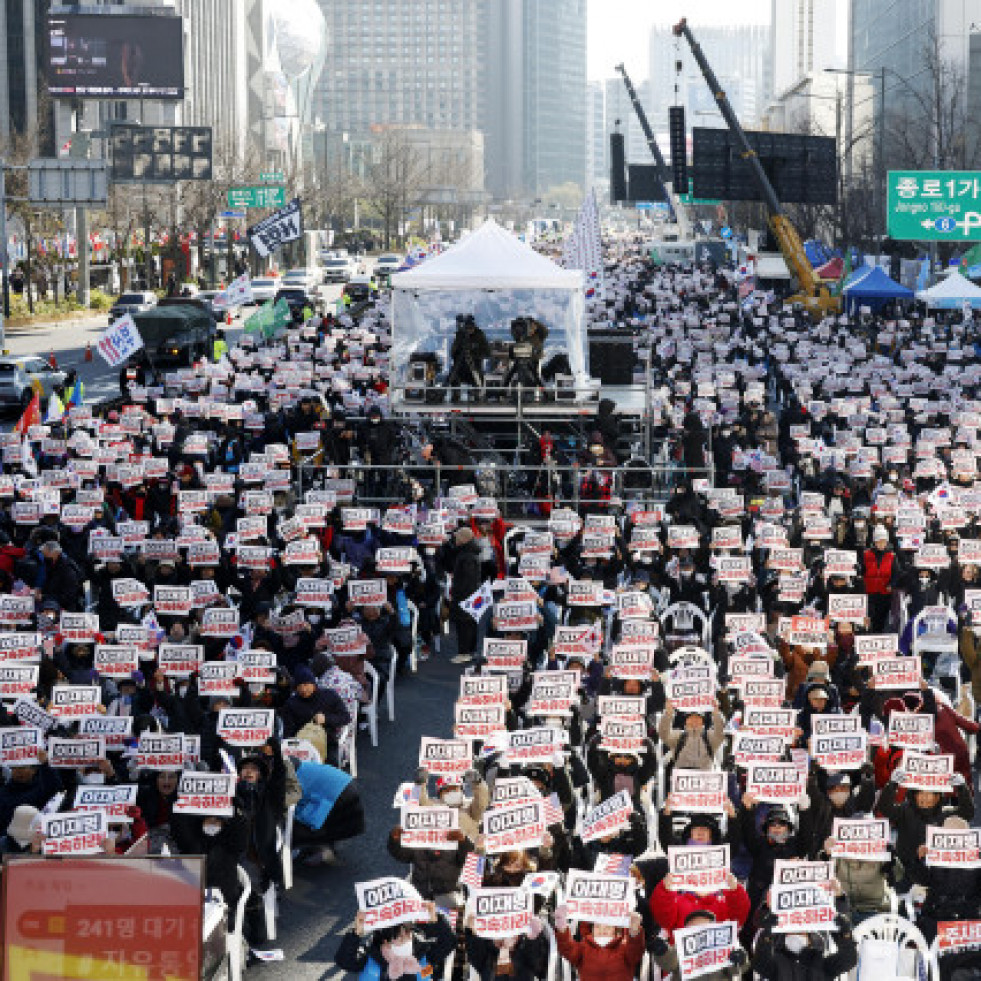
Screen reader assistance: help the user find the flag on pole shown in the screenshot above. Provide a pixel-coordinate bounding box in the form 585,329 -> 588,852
20,439 -> 36,477
45,392 -> 65,424
66,378 -> 84,409
460,581 -> 493,622
459,853 -> 486,890
544,793 -> 564,826
594,853 -> 632,876
13,391 -> 41,435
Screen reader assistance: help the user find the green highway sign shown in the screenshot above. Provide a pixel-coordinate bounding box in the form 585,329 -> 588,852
887,170 -> 981,241
678,179 -> 721,206
226,185 -> 287,209
259,171 -> 285,184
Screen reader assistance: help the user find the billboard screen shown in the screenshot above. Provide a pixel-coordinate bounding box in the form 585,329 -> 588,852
48,13 -> 185,99
111,125 -> 213,183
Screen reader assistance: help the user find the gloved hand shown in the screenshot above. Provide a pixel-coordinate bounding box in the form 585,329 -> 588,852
729,949 -> 748,968
650,936 -> 670,957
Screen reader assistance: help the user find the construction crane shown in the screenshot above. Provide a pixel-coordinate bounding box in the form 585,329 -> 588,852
672,17 -> 839,315
614,63 -> 693,239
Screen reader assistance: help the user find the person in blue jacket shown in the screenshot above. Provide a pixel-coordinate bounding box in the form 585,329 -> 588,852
291,757 -> 365,865
335,904 -> 456,981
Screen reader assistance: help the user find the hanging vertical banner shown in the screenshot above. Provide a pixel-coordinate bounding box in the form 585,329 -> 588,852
247,197 -> 303,257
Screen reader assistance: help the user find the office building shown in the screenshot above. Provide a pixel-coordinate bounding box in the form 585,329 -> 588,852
585,81 -> 606,194
771,0 -> 840,95
0,0 -> 54,153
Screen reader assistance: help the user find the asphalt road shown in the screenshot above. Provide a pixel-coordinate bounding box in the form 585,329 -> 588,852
251,648 -> 463,981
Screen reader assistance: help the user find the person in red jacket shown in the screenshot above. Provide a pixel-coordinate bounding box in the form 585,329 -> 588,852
863,526 -> 898,631
650,871 -> 751,940
554,904 -> 645,981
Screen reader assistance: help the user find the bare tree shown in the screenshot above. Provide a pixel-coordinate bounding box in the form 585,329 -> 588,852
361,132 -> 427,249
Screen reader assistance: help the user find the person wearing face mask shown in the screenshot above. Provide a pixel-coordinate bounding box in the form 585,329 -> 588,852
554,905 -> 645,981
278,665 -> 351,761
863,524 -> 899,632
0,755 -> 61,843
798,768 -> 875,859
650,869 -> 750,941
737,801 -> 806,916
658,700 -> 725,772
173,808 -> 248,905
335,903 -> 456,981
650,909 -> 750,981
584,741 -> 656,803
752,908 -> 857,980
465,907 -> 549,981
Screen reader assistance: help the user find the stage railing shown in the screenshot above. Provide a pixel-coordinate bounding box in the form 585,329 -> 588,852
292,459 -> 712,518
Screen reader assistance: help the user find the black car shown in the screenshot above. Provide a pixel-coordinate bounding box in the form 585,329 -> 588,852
274,288 -> 317,320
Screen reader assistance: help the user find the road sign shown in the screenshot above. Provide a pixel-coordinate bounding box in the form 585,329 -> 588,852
220,210 -> 246,220
678,179 -> 722,207
28,159 -> 108,207
635,202 -> 654,211
259,171 -> 285,184
227,185 -> 287,210
888,170 -> 981,241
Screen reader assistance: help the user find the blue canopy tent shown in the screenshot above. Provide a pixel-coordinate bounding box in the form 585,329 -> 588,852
843,266 -> 914,314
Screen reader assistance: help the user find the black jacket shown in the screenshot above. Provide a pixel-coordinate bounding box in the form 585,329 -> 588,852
466,929 -> 548,981
335,917 -> 457,981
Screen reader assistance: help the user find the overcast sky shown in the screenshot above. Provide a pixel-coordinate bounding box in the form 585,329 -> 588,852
587,0 -> 848,82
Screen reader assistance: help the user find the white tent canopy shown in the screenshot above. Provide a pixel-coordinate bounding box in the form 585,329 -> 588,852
391,219 -> 588,393
391,218 -> 583,291
916,270 -> 981,309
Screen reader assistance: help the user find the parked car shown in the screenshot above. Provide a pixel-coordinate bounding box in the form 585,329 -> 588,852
341,275 -> 375,305
281,269 -> 321,291
132,302 -> 217,367
273,288 -> 317,321
108,290 -> 157,325
250,276 -> 281,304
374,255 -> 402,277
322,256 -> 358,283
0,356 -> 66,413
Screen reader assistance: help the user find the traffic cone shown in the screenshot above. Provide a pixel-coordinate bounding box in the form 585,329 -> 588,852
84,341 -> 93,362
47,349 -> 57,369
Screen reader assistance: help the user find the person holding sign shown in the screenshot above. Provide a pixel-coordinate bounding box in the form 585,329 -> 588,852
738,801 -> 807,915
335,902 -> 456,981
0,748 -> 60,837
464,909 -> 549,981
649,870 -> 750,941
751,904 -> 856,981
876,759 -> 975,883
658,700 -> 726,772
278,665 -> 352,764
554,904 -> 645,981
649,911 -> 750,981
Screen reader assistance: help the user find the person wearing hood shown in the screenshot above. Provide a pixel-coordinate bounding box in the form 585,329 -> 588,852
752,907 -> 857,981
335,903 -> 456,981
876,762 -> 975,886
798,769 -> 876,859
466,910 -> 549,981
278,665 -> 351,760
738,799 -> 807,914
554,904 -> 645,981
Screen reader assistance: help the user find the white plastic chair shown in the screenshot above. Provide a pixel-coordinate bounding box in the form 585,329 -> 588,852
363,661 -> 381,747
853,912 -> 935,981
227,866 -> 251,981
407,599 -> 420,672
911,605 -> 958,663
387,647 -> 398,722
337,716 -> 358,777
661,601 -> 710,648
281,804 -> 295,891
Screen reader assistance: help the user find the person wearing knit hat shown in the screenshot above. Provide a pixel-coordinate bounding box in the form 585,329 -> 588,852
454,526 -> 474,547
278,663 -> 351,765
2,805 -> 41,855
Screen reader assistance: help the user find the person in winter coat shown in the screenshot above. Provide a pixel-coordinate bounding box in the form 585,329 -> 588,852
649,871 -> 751,940
466,913 -> 549,981
0,756 -> 61,835
658,702 -> 725,770
290,757 -> 365,865
335,904 -> 456,981
171,811 -> 248,906
35,540 -> 83,610
448,527 -> 484,664
752,908 -> 857,980
555,905 -> 645,981
739,799 -> 808,913
277,665 -> 351,760
235,741 -> 287,892
651,909 -> 750,981
876,765 -> 975,883
798,768 -> 876,859
387,820 -> 472,906
417,769 -> 490,841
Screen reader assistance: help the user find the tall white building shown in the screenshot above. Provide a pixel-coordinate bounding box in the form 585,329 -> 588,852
585,81 -> 606,194
771,0 -> 841,96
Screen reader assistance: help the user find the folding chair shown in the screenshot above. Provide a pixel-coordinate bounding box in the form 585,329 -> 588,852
337,716 -> 358,777
363,662 -> 382,747
227,866 -> 251,981
406,599 -> 420,672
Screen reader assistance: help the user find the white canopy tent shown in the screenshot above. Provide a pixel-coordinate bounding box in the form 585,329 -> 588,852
916,270 -> 981,309
391,219 -> 588,391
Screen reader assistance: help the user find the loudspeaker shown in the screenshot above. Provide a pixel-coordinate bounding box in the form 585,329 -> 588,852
669,106 -> 687,192
628,164 -> 663,204
610,132 -> 627,204
588,334 -> 635,384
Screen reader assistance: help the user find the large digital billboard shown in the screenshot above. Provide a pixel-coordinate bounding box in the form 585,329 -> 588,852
110,125 -> 213,183
48,12 -> 185,99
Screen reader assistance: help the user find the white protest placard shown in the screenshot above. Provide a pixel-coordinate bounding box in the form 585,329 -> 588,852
157,644 -> 204,678
580,790 -> 634,844
0,663 -> 38,697
49,684 -> 101,719
666,666 -> 716,713
469,887 -> 533,939
78,715 -> 133,749
769,881 -> 837,933
93,644 -> 139,679
900,751 -> 955,792
827,593 -> 867,624
198,660 -> 240,696
873,657 -> 922,690
355,876 -> 430,931
400,805 -> 459,850
136,732 -> 185,770
675,920 -> 738,981
830,817 -> 890,862
742,679 -> 785,707
810,731 -> 867,771
200,607 -> 239,638
217,708 -> 275,747
173,772 -> 236,817
888,713 -> 934,750
598,717 -> 647,753
294,578 -> 335,607
458,674 -> 509,707
13,697 -> 55,733
854,633 -> 900,665
608,643 -> 655,681
668,845 -> 730,895
745,762 -> 806,804
74,784 -> 138,819
482,800 -> 546,855
732,732 -> 785,768
494,600 -> 539,631
42,809 -> 108,856
348,578 -> 387,607
0,632 -> 41,663
0,725 -> 43,765
376,547 -> 418,574
153,585 -> 194,616
773,860 -> 833,887
925,825 -> 981,868
938,921 -> 981,956
97,314 -> 144,367
491,777 -> 541,809
670,770 -> 727,814
48,735 -> 105,769
419,737 -> 471,778
111,578 -> 150,607
743,708 -> 797,742
503,727 -> 565,765
597,695 -> 647,719
564,869 -> 634,927
527,671 -> 578,717
454,704 -> 507,739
